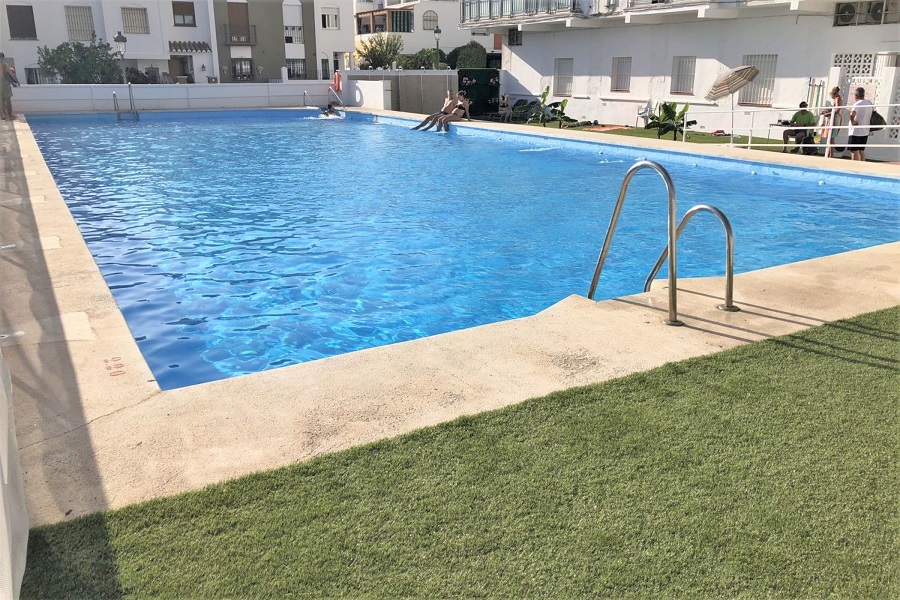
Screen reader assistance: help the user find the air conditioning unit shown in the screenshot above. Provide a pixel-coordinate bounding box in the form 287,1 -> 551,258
865,0 -> 886,22
834,2 -> 858,25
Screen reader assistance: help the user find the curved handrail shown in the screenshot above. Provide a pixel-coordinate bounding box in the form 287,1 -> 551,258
587,160 -> 681,325
643,204 -> 739,312
328,87 -> 344,107
112,91 -> 120,113
302,90 -> 313,107
127,82 -> 136,112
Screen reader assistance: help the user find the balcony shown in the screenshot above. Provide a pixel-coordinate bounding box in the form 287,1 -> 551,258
224,24 -> 257,46
460,0 -> 577,24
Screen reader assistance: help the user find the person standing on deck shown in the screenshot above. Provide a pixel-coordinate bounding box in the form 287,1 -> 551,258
848,87 -> 874,162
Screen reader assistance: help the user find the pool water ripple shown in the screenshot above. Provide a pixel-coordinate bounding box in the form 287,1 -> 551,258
28,111 -> 899,389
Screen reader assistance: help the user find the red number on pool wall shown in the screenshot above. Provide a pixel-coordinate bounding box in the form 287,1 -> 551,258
103,357 -> 126,377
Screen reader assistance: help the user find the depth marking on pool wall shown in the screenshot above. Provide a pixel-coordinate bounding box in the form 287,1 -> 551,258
103,357 -> 126,377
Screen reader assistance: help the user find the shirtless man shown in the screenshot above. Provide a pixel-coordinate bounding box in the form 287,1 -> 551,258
412,90 -> 456,131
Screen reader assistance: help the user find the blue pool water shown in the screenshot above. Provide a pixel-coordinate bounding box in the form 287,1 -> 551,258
28,110 -> 900,390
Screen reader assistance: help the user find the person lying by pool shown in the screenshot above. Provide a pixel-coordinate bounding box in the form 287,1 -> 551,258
435,91 -> 471,132
411,90 -> 456,131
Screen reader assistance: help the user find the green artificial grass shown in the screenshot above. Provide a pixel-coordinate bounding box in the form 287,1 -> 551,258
583,126 -> 783,151
23,307 -> 900,599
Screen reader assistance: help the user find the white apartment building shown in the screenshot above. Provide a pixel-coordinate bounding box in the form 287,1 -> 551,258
0,0 -> 356,84
457,0 -> 900,157
354,0 -> 500,65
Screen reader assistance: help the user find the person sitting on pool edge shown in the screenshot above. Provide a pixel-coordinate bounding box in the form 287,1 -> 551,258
781,101 -> 817,153
434,91 -> 471,132
498,94 -> 513,122
411,90 -> 456,131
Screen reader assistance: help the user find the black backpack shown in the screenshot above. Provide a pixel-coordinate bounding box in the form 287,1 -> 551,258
869,110 -> 886,135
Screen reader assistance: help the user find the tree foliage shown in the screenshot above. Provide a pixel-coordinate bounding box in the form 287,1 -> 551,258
355,33 -> 404,70
398,49 -> 446,70
645,101 -> 697,140
446,46 -> 464,69
455,42 -> 487,69
527,86 -> 577,128
37,35 -> 123,84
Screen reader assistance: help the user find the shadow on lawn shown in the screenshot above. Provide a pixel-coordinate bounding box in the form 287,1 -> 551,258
22,514 -> 123,599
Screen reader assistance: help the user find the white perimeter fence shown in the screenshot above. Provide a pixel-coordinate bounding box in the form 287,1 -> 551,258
0,345 -> 27,600
673,102 -> 900,162
9,78 -> 398,114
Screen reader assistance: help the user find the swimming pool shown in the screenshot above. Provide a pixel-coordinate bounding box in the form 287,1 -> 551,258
27,110 -> 900,389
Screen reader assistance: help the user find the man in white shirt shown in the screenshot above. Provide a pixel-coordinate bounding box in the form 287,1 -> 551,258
848,87 -> 874,162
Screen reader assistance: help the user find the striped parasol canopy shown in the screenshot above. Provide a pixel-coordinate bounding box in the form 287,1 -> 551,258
705,65 -> 760,101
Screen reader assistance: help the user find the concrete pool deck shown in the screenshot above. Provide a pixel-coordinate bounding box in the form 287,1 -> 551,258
1,114 -> 898,527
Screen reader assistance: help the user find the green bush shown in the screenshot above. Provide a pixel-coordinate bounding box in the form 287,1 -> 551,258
355,33 -> 403,70
456,42 -> 487,69
399,48 -> 446,70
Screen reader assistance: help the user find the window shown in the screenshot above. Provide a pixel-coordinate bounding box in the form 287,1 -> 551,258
321,7 -> 339,29
423,10 -> 438,30
65,5 -> 94,41
611,56 -> 631,92
232,58 -> 252,80
122,7 -> 150,34
286,59 -> 307,80
670,56 -> 696,94
321,58 -> 330,80
391,11 -> 412,33
738,54 -> 777,106
173,2 -> 195,27
26,67 -> 55,84
554,58 -> 573,96
508,28 -> 522,46
6,5 -> 37,40
285,25 -> 303,44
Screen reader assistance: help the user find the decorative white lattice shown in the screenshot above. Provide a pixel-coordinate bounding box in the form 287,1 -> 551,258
832,53 -> 876,76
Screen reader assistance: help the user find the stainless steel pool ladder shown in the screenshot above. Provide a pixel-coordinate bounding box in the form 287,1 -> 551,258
643,204 -> 739,312
302,91 -> 314,107
328,87 -> 344,107
586,160 -> 738,325
113,84 -> 139,121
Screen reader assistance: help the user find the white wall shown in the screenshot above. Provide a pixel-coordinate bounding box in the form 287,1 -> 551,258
314,0 -> 357,74
11,81 -> 340,112
0,345 -> 28,600
500,13 -> 899,160
283,0 -> 307,60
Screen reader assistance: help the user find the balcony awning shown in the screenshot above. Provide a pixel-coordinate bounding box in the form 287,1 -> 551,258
168,41 -> 213,53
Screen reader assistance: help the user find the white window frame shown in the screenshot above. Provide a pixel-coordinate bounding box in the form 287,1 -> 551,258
65,5 -> 94,41
554,58 -> 574,97
611,56 -> 631,92
122,6 -> 150,34
321,7 -> 339,30
738,54 -> 778,106
670,56 -> 696,94
423,10 -> 438,30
